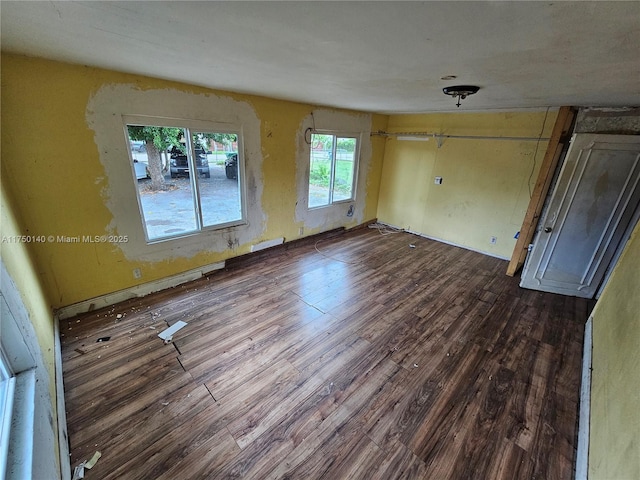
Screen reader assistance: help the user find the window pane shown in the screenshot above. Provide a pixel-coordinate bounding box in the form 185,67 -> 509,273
333,137 -> 356,202
127,126 -> 198,241
194,132 -> 243,227
308,134 -> 332,208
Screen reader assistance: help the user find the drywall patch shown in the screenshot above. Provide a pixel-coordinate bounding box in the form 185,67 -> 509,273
295,109 -> 373,230
86,84 -> 265,262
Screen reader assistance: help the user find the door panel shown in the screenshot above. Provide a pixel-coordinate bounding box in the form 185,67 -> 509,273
520,134 -> 640,298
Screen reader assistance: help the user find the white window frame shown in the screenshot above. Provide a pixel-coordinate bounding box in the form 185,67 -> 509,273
0,348 -> 16,480
308,130 -> 360,209
123,115 -> 247,244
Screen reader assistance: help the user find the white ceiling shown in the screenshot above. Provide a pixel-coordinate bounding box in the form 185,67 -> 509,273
2,1 -> 639,113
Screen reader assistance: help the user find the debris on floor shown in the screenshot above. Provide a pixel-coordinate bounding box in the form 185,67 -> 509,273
96,337 -> 110,343
158,320 -> 188,344
84,451 -> 101,469
72,451 -> 101,480
72,465 -> 83,480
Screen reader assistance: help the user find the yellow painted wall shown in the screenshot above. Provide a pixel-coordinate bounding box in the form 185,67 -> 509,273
377,111 -> 557,258
0,191 -> 56,385
589,220 -> 640,479
1,54 -> 387,309
0,185 -> 59,467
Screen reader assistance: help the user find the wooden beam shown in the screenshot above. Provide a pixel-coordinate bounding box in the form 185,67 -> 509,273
506,106 -> 576,276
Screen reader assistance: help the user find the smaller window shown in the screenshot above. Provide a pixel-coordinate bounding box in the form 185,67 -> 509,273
308,133 -> 358,208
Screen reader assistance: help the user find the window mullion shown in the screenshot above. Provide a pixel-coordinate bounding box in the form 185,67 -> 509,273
186,129 -> 203,230
329,135 -> 337,204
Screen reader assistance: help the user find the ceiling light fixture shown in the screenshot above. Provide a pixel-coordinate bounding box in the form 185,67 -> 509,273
442,85 -> 480,108
396,135 -> 430,142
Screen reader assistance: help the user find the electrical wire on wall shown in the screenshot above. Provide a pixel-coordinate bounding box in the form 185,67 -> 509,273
368,222 -> 405,235
304,111 -> 317,145
528,107 -> 551,198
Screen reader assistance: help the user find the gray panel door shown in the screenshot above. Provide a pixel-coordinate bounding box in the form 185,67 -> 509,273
520,134 -> 640,298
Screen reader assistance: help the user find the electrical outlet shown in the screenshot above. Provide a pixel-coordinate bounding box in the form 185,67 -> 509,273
133,268 -> 142,279
434,176 -> 443,185
490,236 -> 497,245
299,227 -> 304,236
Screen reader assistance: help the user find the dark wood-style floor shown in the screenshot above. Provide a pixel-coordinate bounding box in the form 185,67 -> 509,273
61,227 -> 590,479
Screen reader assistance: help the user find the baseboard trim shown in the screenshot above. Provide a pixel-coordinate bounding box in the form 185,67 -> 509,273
54,317 -> 71,480
376,222 -> 510,261
251,237 -> 284,252
55,261 -> 225,320
575,315 -> 593,480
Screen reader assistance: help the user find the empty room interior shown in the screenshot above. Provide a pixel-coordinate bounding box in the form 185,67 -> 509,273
1,2 -> 639,479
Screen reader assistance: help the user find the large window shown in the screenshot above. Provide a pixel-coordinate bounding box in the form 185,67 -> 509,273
124,117 -> 244,242
308,133 -> 358,208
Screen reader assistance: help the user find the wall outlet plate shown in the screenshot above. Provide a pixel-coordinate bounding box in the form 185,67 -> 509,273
434,176 -> 443,185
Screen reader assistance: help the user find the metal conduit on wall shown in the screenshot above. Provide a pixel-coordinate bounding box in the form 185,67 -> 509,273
371,131 -> 550,148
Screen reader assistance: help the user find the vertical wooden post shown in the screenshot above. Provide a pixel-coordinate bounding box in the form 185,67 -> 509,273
506,106 -> 576,277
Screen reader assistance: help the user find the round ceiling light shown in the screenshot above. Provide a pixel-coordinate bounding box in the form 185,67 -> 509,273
442,85 -> 480,108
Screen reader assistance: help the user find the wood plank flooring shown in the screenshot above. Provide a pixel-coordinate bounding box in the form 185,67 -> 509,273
61,227 -> 590,479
